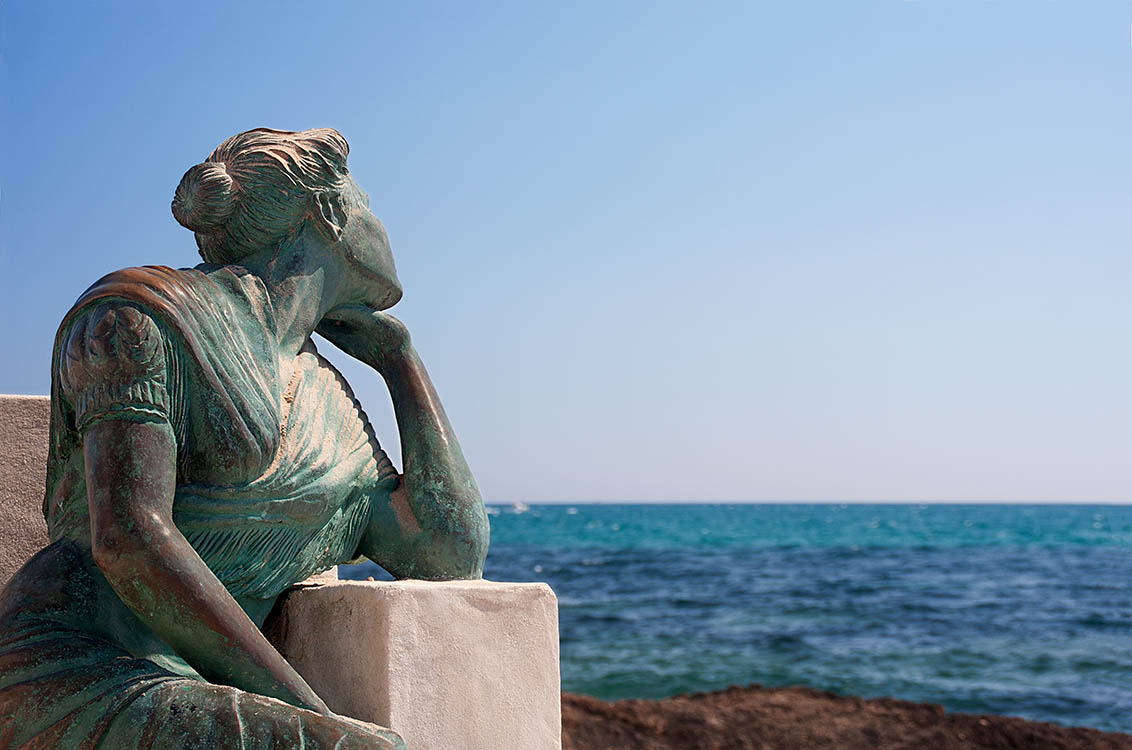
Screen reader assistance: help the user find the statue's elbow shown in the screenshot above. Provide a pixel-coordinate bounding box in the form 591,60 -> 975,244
463,516 -> 490,578
91,513 -> 174,581
91,531 -> 126,577
410,507 -> 490,581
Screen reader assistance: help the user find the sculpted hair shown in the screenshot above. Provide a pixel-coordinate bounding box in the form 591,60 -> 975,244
171,128 -> 351,264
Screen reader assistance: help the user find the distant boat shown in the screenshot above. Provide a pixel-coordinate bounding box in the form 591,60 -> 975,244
510,502 -> 531,513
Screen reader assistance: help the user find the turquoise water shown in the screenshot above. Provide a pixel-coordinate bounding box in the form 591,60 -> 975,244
342,504 -> 1132,733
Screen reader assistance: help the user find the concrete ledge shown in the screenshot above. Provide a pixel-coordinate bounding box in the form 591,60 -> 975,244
267,579 -> 562,750
0,395 -> 50,588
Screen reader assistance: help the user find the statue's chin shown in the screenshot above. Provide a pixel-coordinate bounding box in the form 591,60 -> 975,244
335,282 -> 402,313
338,248 -> 402,311
368,281 -> 403,311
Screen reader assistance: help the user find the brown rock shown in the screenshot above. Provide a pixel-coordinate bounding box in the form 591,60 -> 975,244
562,685 -> 1132,750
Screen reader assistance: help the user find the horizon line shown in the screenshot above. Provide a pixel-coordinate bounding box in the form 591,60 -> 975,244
486,499 -> 1132,506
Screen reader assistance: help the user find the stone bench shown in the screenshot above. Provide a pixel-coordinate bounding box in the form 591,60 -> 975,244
0,394 -> 561,750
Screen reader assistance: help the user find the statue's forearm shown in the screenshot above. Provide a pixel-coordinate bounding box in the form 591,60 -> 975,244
101,529 -> 327,709
316,308 -> 489,577
84,419 -> 330,713
375,346 -> 489,579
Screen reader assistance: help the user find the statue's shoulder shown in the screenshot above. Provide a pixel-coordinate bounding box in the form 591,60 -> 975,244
69,265 -> 209,311
53,265 -> 215,425
55,262 -> 275,425
57,289 -> 173,433
60,263 -> 254,333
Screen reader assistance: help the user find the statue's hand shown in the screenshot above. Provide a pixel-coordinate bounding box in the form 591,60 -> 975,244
316,305 -> 412,372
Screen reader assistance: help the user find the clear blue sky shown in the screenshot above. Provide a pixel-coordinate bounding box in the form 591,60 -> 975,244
2,2 -> 1131,502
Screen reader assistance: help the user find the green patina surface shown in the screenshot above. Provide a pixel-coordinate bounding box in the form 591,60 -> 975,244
0,128 -> 489,749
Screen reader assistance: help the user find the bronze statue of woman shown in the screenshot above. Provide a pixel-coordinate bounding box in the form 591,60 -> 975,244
0,128 -> 489,748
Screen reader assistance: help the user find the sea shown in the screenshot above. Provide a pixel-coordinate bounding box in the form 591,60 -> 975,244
341,503 -> 1132,734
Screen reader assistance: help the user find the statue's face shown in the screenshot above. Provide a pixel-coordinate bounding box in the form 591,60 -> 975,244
336,176 -> 403,310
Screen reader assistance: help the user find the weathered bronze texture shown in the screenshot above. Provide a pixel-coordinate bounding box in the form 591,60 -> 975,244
0,128 -> 489,748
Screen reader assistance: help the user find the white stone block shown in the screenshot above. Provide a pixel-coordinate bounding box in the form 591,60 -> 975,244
267,579 -> 562,750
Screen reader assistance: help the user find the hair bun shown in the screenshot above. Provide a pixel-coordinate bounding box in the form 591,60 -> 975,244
171,161 -> 236,233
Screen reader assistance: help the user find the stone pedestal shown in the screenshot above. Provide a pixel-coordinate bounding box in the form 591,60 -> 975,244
0,395 -> 50,588
267,579 -> 562,750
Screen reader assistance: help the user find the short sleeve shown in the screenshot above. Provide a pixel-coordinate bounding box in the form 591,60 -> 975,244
59,301 -> 171,432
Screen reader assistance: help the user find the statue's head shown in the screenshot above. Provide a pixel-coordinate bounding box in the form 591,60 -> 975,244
171,128 -> 402,309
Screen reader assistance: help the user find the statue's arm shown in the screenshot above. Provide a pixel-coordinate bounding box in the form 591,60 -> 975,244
317,309 -> 489,580
62,301 -> 328,712
85,419 -> 330,712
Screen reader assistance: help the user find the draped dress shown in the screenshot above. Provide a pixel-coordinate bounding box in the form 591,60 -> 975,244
0,265 -> 404,749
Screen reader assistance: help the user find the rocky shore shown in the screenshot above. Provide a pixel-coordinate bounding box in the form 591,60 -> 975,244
561,685 -> 1132,750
